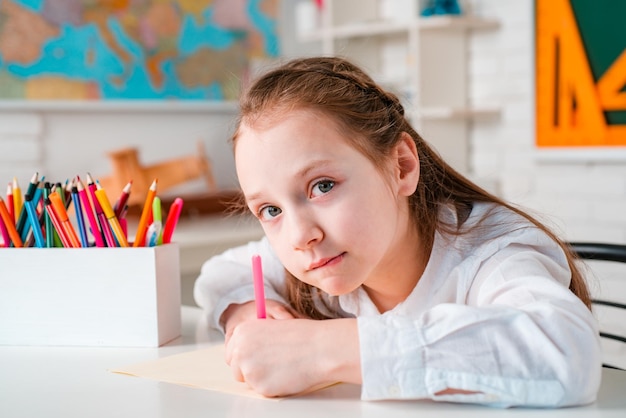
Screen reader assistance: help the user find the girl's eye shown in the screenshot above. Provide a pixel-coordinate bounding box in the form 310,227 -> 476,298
311,180 -> 335,197
259,205 -> 282,221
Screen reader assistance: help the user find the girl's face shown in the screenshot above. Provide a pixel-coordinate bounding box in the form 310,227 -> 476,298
235,110 -> 421,303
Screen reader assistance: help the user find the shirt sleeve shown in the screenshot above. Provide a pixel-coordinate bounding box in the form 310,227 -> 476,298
357,239 -> 602,407
193,236 -> 288,332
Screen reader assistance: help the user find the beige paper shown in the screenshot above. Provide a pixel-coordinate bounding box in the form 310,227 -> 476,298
112,344 -> 337,400
112,344 -> 271,399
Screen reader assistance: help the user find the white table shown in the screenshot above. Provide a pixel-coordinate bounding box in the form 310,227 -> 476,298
1,306 -> 625,418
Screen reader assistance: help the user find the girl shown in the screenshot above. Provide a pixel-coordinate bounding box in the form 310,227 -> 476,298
194,56 -> 601,407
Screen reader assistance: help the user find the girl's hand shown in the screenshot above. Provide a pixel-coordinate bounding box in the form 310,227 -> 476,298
221,300 -> 300,343
224,317 -> 361,397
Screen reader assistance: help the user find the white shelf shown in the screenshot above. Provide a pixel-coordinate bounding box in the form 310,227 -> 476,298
299,20 -> 410,42
418,15 -> 500,31
293,0 -> 501,174
298,15 -> 500,42
0,100 -> 239,113
417,105 -> 501,121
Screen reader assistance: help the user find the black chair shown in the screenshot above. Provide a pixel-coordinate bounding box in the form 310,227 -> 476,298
569,242 -> 626,369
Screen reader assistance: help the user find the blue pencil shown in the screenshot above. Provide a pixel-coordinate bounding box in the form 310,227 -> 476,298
24,196 -> 44,248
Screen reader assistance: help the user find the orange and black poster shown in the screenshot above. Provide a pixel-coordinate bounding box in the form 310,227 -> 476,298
536,0 -> 626,147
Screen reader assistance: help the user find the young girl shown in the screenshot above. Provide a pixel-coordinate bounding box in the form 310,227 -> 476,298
194,56 -> 601,407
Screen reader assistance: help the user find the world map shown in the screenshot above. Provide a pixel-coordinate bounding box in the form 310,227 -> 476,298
0,0 -> 280,101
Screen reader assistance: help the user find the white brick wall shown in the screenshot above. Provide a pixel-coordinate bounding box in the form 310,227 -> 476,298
468,3 -> 626,366
467,0 -> 626,244
0,107 -> 240,194
0,113 -> 44,184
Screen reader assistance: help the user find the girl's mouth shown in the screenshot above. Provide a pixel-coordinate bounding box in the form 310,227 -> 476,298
308,252 -> 345,270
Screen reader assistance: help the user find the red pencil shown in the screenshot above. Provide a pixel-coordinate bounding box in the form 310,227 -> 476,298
6,182 -> 14,224
113,180 -> 132,219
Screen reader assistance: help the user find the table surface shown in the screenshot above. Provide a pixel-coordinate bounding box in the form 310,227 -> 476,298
1,307 -> 625,418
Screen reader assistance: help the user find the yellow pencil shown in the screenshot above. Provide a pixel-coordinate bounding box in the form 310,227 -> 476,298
94,188 -> 128,247
133,179 -> 157,247
12,177 -> 22,224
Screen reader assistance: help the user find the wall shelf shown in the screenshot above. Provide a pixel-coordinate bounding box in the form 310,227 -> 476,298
0,100 -> 239,114
417,105 -> 501,121
299,15 -> 500,42
296,0 -> 501,174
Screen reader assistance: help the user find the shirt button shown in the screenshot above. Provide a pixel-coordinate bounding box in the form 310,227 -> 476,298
388,385 -> 401,396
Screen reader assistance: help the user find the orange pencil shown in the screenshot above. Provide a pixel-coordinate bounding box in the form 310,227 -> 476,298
49,192 -> 81,248
44,197 -> 72,248
0,196 -> 23,247
133,179 -> 157,247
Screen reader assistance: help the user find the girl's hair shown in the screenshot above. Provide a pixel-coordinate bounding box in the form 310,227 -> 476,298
232,56 -> 591,318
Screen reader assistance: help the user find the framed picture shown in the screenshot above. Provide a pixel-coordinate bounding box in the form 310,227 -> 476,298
536,0 -> 626,147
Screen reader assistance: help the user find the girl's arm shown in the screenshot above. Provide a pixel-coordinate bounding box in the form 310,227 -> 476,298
357,243 -> 602,407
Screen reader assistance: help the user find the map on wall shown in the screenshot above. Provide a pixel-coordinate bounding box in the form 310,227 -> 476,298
0,0 -> 280,101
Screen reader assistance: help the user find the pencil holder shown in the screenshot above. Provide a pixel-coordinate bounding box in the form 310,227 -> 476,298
0,243 -> 181,347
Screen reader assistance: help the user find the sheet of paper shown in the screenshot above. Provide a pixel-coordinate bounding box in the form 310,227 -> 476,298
111,344 -> 337,400
112,344 -> 270,399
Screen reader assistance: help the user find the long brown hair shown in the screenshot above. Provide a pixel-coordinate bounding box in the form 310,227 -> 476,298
232,56 -> 591,318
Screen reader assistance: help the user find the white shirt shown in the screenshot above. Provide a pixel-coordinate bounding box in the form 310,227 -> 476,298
193,202 -> 602,407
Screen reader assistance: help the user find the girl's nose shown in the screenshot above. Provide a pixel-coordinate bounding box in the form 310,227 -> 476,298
288,211 -> 323,250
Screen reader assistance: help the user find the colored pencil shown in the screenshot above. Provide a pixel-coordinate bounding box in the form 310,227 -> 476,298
55,182 -> 65,208
113,180 -> 132,219
76,177 -> 105,247
71,185 -> 90,247
252,254 -> 266,319
24,195 -> 44,248
12,177 -> 22,226
15,172 -> 39,237
95,188 -> 128,247
86,173 -> 111,242
0,203 -> 12,247
162,197 -> 183,244
6,182 -> 14,224
0,196 -> 23,247
49,192 -> 81,248
42,183 -> 57,247
133,179 -> 158,247
44,198 -> 71,248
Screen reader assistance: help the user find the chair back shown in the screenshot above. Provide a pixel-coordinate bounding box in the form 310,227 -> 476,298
569,242 -> 626,369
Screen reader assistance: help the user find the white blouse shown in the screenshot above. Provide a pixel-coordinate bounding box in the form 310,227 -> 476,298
193,202 -> 602,407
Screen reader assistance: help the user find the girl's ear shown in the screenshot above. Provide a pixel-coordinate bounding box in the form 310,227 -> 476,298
394,132 -> 420,197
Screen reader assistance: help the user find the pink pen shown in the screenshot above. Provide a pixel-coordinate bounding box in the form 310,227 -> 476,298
0,210 -> 11,246
162,197 -> 183,244
252,254 -> 266,319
